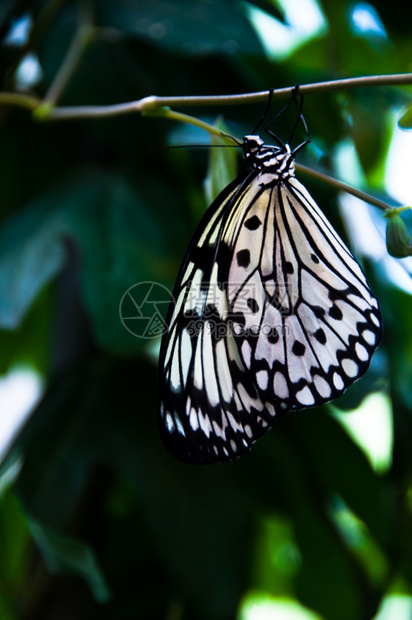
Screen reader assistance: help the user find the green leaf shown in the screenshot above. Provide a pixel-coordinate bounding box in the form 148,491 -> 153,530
96,0 -> 263,55
251,514 -> 301,596
347,92 -> 393,177
13,362 -> 105,530
0,456 -> 23,499
0,594 -> 15,620
0,490 -> 31,593
204,117 -> 238,204
0,285 -> 53,374
245,0 -> 285,23
0,169 -> 171,352
399,106 -> 412,129
28,519 -> 111,603
65,172 -> 171,353
0,198 -> 65,330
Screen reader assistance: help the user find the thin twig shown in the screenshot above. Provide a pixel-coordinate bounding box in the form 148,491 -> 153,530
41,0 -> 96,107
295,164 -> 392,211
0,72 -> 406,212
146,108 -> 394,212
0,92 -> 40,110
42,23 -> 96,106
141,108 -> 232,140
0,71 -> 408,120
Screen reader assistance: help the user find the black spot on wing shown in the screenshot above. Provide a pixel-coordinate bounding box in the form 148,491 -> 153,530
237,249 -> 251,268
314,328 -> 327,344
292,340 -> 306,356
267,328 -> 279,344
245,215 -> 262,230
329,304 -> 343,320
247,298 -> 259,313
312,305 -> 326,318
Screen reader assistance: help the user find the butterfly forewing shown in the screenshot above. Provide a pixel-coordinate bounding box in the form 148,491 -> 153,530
227,170 -> 382,409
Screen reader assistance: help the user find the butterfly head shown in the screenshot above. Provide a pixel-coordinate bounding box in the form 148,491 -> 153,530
243,135 -> 295,179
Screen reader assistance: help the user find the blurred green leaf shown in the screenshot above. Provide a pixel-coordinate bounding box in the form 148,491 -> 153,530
347,91 -> 393,177
0,196 -> 65,330
399,106 -> 412,129
28,518 -> 111,603
204,117 -> 238,204
0,595 -> 15,620
96,0 -> 263,55
13,361 -> 109,530
328,495 -> 389,586
245,0 -> 286,22
0,490 -> 31,596
0,456 -> 22,499
297,412 -> 393,550
0,170 -> 171,352
67,173 -> 171,353
251,514 -> 301,596
0,285 -> 53,374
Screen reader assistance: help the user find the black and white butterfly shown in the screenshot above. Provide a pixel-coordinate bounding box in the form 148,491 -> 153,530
158,90 -> 382,464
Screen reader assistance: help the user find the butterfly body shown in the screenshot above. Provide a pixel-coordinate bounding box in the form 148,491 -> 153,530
158,133 -> 382,464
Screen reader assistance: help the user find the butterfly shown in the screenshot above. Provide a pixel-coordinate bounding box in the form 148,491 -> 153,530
158,89 -> 382,464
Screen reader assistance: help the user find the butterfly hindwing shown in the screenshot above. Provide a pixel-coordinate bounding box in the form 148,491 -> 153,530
158,175 -> 287,464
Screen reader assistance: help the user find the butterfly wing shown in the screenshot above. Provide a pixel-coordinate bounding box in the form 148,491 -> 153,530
158,175 -> 288,464
228,172 -> 382,409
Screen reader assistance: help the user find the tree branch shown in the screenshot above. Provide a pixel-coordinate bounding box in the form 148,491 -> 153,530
295,164 -> 392,212
34,72 -> 412,120
0,73 -> 404,212
146,108 -> 394,212
1,72 -> 411,120
0,92 -> 40,110
42,23 -> 96,107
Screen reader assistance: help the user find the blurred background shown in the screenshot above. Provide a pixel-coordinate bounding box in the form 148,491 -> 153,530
1,0 -> 412,618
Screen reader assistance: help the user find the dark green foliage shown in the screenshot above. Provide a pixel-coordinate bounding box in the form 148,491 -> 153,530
0,1 -> 412,618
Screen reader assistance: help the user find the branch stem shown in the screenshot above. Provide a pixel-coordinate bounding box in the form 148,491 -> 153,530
0,72 -> 404,212
142,107 -> 232,140
295,164 -> 392,211
0,92 -> 39,110
147,107 -> 394,212
46,71 -> 412,118
42,23 -> 96,107
0,71 -> 406,120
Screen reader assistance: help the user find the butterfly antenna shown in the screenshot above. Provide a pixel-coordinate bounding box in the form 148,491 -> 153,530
220,132 -> 242,146
150,139 -> 240,153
